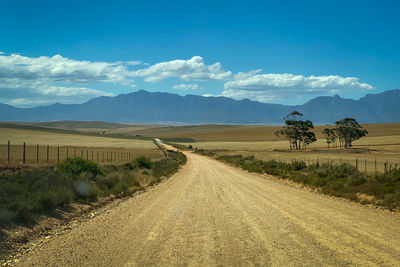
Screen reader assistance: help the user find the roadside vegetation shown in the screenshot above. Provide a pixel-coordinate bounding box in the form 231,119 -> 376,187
196,150 -> 400,210
0,151 -> 186,223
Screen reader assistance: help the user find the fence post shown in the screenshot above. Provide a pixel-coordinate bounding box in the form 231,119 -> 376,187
97,151 -> 99,162
23,142 -> 26,164
375,157 -> 377,175
36,144 -> 39,164
81,150 -> 83,158
91,151 -> 93,161
75,148 -> 77,158
7,140 -> 10,164
86,150 -> 88,160
356,157 -> 358,170
57,146 -> 60,164
111,152 -> 113,162
67,147 -> 69,159
103,151 -> 105,163
47,145 -> 49,164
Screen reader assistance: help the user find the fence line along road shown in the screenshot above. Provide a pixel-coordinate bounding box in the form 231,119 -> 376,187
0,141 -> 164,166
255,154 -> 398,175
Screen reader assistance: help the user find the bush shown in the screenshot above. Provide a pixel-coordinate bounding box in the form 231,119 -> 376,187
0,168 -> 75,222
134,156 -> 153,169
58,157 -> 103,177
153,159 -> 179,178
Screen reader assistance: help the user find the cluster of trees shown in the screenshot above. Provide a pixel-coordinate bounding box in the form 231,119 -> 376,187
322,118 -> 368,149
276,111 -> 368,150
275,111 -> 316,150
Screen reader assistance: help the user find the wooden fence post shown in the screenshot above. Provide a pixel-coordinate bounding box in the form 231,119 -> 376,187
66,147 -> 69,159
356,157 -> 358,170
7,140 -> 10,164
75,148 -> 77,158
97,151 -> 99,162
86,150 -> 88,160
111,152 -> 113,162
91,151 -> 93,161
57,146 -> 60,164
47,145 -> 49,164
23,142 -> 26,164
36,144 -> 39,164
375,157 -> 377,175
81,150 -> 83,158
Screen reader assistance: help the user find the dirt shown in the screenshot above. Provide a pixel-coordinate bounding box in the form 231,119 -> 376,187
5,151 -> 400,266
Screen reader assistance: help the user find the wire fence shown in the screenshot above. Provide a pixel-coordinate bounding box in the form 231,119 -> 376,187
254,154 -> 398,175
214,150 -> 399,175
0,141 -> 165,166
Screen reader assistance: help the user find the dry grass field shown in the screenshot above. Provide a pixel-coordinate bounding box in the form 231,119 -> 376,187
129,123 -> 400,141
0,125 -> 163,165
0,127 -> 157,148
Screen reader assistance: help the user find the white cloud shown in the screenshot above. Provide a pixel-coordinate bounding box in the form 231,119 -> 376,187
172,83 -> 199,90
221,70 -> 374,102
0,53 -> 129,106
0,53 -> 135,85
132,56 -> 232,82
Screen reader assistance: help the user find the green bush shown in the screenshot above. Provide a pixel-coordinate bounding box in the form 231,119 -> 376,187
0,168 -> 75,222
58,157 -> 103,177
134,156 -> 153,169
153,159 -> 179,178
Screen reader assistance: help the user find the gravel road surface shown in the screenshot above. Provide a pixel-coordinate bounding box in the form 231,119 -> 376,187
16,151 -> 400,266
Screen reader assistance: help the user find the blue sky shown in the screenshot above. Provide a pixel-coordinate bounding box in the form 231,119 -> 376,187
0,0 -> 399,107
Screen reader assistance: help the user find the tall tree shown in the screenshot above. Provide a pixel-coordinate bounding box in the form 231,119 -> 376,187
335,118 -> 368,149
275,111 -> 316,150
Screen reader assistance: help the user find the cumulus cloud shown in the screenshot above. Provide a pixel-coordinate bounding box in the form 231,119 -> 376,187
172,83 -> 199,90
132,56 -> 232,82
0,53 -> 130,106
0,53 -> 134,85
221,70 -> 374,102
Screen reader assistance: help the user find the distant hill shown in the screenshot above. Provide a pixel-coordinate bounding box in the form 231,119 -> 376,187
0,89 -> 399,124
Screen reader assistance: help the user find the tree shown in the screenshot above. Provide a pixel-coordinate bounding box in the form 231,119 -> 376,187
322,128 -> 337,149
275,111 -> 316,150
335,118 -> 368,149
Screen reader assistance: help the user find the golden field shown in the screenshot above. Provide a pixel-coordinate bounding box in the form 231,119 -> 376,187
0,125 -> 163,165
0,127 -> 157,149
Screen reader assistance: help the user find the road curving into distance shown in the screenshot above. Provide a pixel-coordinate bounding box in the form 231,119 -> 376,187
16,148 -> 400,266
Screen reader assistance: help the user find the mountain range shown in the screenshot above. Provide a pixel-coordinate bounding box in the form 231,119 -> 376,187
1,89 -> 399,124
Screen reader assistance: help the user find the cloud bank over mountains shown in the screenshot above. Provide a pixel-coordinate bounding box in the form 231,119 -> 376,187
0,52 -> 374,107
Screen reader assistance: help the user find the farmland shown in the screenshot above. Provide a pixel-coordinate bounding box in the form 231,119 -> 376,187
0,124 -> 163,165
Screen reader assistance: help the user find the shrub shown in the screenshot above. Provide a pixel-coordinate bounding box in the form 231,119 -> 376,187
0,168 -> 75,222
134,156 -> 153,169
153,159 -> 179,178
58,157 -> 103,177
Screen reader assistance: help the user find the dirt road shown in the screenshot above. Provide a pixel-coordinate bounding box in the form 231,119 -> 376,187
16,152 -> 400,266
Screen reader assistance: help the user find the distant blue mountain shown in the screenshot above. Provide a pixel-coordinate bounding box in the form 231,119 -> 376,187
1,89 -> 399,124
